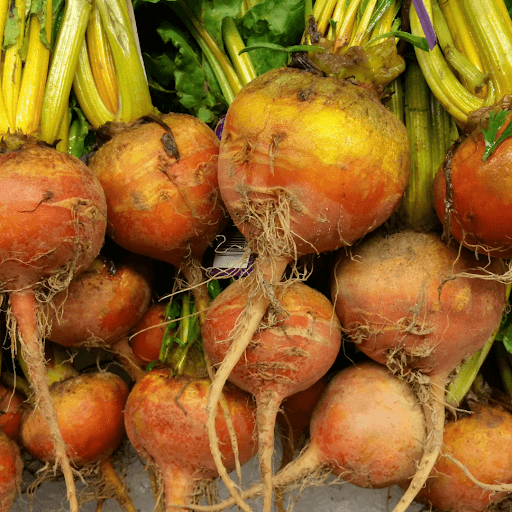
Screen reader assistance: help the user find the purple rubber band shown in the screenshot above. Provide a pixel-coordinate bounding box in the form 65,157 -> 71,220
412,0 -> 438,50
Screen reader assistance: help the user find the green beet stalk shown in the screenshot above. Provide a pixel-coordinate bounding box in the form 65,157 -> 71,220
410,0 -> 512,126
399,58 -> 435,230
446,283 -> 512,406
496,340 -> 512,399
445,338 -> 494,406
385,75 -> 404,123
429,89 -> 457,178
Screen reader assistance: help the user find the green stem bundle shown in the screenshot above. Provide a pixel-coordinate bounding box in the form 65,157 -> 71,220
399,57 -> 457,231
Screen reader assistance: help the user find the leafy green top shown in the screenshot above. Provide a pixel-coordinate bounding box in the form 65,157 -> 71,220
482,110 -> 512,162
134,0 -> 305,125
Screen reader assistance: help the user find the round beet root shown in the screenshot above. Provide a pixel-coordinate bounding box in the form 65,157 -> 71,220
309,361 -> 426,488
433,112 -> 512,258
331,229 -> 507,512
331,230 -> 506,377
218,67 -> 410,258
88,113 -> 226,269
47,253 -> 153,348
203,279 -> 341,509
412,402 -> 512,512
21,372 -> 128,467
124,369 -> 258,512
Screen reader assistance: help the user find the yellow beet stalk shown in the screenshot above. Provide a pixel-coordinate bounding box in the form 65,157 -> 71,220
0,0 -> 11,133
437,0 -> 489,98
39,0 -> 93,145
15,0 -> 53,134
2,0 -> 27,130
86,4 -> 118,114
73,40 -> 114,129
94,0 -> 154,123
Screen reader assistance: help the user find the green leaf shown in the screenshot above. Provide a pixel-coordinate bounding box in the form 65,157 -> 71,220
482,110 -> 512,162
237,0 -> 305,75
143,52 -> 175,88
153,22 -> 227,121
195,0 -> 243,50
3,0 -> 21,49
68,95 -> 94,159
365,0 -> 402,37
495,308 -> 512,354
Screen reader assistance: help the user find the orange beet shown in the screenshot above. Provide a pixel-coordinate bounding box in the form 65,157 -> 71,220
0,141 -> 107,511
309,361 -> 426,488
0,143 -> 106,290
331,230 -> 506,377
124,369 -> 258,512
0,431 -> 22,511
433,113 -> 512,258
218,67 -> 410,258
129,302 -> 167,364
21,372 -> 128,467
47,253 -> 153,348
413,403 -> 512,512
88,113 -> 227,269
0,385 -> 24,444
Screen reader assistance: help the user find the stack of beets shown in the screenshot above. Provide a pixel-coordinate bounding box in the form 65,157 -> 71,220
3,51 -> 512,512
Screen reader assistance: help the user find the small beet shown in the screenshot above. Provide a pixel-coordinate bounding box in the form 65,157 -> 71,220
0,385 -> 24,444
21,371 -> 129,467
129,302 -> 167,364
0,431 -> 22,512
47,253 -> 153,348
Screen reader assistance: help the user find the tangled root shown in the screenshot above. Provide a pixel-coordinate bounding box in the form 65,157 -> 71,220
233,185 -> 301,262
